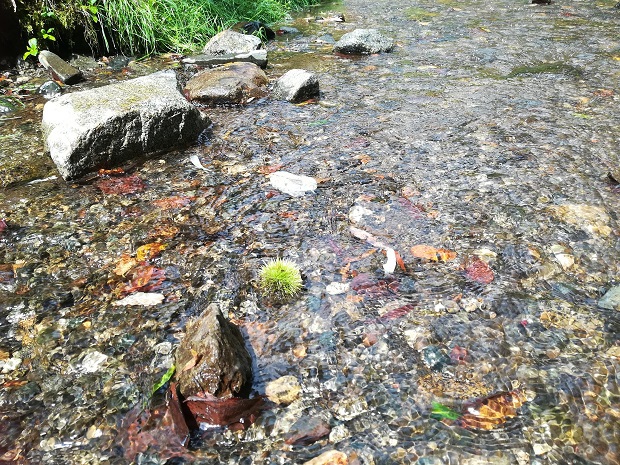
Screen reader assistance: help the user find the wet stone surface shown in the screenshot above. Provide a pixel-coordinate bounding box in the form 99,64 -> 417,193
1,0 -> 620,464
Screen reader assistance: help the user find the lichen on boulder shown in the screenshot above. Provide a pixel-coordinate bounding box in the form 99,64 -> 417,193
41,70 -> 208,180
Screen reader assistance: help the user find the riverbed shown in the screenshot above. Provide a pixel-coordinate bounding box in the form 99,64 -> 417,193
1,0 -> 619,463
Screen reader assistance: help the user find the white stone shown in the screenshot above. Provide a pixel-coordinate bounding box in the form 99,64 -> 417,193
272,69 -> 319,103
532,442 -> 552,456
549,244 -> 574,270
599,285 -> 620,310
348,205 -> 373,223
154,341 -> 173,355
383,247 -> 396,274
334,29 -> 394,54
79,351 -> 108,373
112,292 -> 164,307
326,282 -> 350,295
0,357 -> 22,373
269,171 -> 317,197
202,29 -> 261,55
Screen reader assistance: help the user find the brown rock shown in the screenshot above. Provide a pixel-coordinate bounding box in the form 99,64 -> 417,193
284,416 -> 331,445
184,62 -> 268,105
38,51 -> 83,85
303,450 -> 348,465
265,375 -> 301,404
175,302 -> 252,399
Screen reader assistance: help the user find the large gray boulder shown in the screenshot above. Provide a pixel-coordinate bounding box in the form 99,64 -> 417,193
203,29 -> 262,55
272,69 -> 319,103
42,70 -> 207,180
184,62 -> 268,105
175,302 -> 252,399
333,29 -> 395,55
39,51 -> 83,85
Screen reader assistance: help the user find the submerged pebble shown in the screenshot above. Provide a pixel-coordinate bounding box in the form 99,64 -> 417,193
269,170 -> 317,196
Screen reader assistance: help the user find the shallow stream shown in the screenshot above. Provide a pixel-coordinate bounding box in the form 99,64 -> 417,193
1,0 -> 619,463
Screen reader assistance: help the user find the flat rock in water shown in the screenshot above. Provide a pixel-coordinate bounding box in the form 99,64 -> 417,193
38,50 -> 83,85
265,375 -> 301,404
183,50 -> 267,69
272,69 -> 319,103
42,70 -> 207,180
333,29 -> 395,55
203,29 -> 262,55
548,204 -> 612,238
175,302 -> 252,399
598,285 -> 620,310
184,62 -> 268,104
284,416 -> 331,445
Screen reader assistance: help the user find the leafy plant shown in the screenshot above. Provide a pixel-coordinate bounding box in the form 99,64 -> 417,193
41,27 -> 56,41
22,27 -> 55,60
23,38 -> 39,60
81,0 -> 99,23
259,258 -> 303,299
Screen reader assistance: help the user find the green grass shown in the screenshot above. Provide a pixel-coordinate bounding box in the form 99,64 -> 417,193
101,0 -> 321,55
16,0 -> 321,58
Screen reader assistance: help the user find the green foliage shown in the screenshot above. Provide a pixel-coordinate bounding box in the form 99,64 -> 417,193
81,0 -> 100,23
16,0 -> 321,56
0,95 -> 26,111
41,27 -> 56,41
259,258 -> 303,299
151,365 -> 176,394
23,38 -> 40,60
430,402 -> 461,421
17,0 -> 102,56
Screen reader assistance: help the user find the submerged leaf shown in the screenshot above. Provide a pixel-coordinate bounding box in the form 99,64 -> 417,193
449,345 -> 469,364
458,390 -> 526,430
98,167 -> 125,176
95,174 -> 145,194
431,402 -> 461,421
411,245 -> 457,262
379,303 -> 415,321
464,256 -> 494,284
152,196 -> 194,210
114,254 -> 138,276
136,243 -> 167,261
152,365 -> 176,394
120,266 -> 166,295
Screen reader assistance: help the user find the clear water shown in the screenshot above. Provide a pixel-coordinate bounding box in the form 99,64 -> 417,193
1,0 -> 619,463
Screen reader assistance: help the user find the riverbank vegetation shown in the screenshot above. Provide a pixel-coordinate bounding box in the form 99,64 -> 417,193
15,0 -> 320,57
